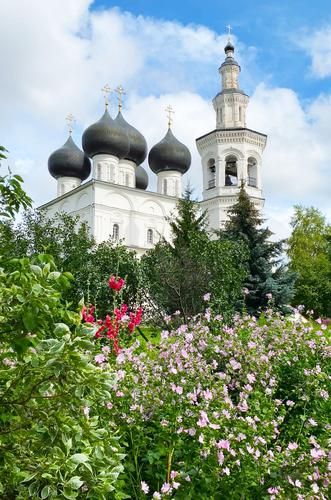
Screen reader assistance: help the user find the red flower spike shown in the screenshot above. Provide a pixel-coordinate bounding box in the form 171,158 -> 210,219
108,275 -> 125,292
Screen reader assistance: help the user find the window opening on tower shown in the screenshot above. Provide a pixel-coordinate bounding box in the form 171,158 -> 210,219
225,155 -> 238,186
207,158 -> 216,189
247,157 -> 257,187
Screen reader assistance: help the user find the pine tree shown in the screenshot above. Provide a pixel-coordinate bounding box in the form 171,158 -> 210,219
168,186 -> 208,252
220,183 -> 294,315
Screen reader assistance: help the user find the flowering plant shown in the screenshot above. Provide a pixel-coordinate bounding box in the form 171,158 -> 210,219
82,276 -> 143,355
104,308 -> 330,498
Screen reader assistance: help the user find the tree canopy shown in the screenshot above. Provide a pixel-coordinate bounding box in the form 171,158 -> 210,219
142,189 -> 248,321
287,205 -> 331,317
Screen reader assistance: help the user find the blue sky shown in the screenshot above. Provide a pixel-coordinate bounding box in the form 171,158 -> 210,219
93,0 -> 331,98
0,0 -> 330,238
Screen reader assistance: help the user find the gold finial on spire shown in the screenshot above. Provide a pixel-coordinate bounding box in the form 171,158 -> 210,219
226,24 -> 232,41
115,85 -> 126,111
65,113 -> 76,135
101,83 -> 112,109
165,104 -> 175,128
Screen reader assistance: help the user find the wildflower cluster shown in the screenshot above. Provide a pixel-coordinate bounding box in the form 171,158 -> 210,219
105,310 -> 330,498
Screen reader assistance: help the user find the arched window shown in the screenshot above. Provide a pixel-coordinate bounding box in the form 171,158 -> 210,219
239,106 -> 242,122
247,157 -> 257,187
112,223 -> 119,240
225,155 -> 238,186
163,178 -> 168,195
147,228 -> 153,244
207,158 -> 216,189
125,173 -> 130,186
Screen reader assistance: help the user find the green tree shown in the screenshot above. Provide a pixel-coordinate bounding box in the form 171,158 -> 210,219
0,210 -> 140,317
287,205 -> 331,317
220,183 -> 294,315
0,146 -> 32,219
142,190 -> 248,321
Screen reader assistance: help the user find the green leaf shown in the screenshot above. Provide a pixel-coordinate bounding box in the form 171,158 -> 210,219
41,485 -> 51,499
54,323 -> 70,335
70,453 -> 89,464
66,476 -> 84,490
62,488 -> 78,499
28,482 -> 39,496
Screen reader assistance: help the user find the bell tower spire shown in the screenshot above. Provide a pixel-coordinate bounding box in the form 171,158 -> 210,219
195,29 -> 267,232
213,33 -> 249,129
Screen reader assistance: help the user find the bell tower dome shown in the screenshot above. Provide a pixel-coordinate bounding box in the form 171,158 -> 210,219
196,30 -> 267,231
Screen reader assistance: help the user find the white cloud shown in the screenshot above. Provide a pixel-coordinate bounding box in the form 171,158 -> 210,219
297,25 -> 331,78
249,84 -> 330,204
0,1 -> 330,239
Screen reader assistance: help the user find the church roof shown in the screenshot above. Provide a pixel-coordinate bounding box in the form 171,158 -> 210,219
148,127 -> 191,175
114,111 -> 147,165
82,109 -> 130,159
48,135 -> 91,181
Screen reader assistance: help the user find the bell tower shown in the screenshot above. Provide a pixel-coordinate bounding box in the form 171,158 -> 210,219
196,31 -> 267,231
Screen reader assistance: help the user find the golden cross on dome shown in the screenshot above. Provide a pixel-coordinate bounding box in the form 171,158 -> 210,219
101,83 -> 112,109
65,113 -> 76,135
165,104 -> 175,128
226,24 -> 232,40
115,85 -> 126,111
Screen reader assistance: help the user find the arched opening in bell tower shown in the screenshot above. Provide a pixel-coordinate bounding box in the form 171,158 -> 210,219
225,155 -> 238,186
207,158 -> 216,189
247,157 -> 257,187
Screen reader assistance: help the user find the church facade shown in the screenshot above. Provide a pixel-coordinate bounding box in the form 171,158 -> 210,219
40,40 -> 267,255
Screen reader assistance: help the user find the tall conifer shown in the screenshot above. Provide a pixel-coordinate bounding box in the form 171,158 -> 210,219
221,183 -> 294,314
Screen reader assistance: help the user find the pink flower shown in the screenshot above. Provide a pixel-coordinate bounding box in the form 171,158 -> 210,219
172,481 -> 180,490
311,448 -> 326,460
106,402 -> 113,409
229,359 -> 241,371
203,292 -> 211,301
141,481 -> 149,494
217,450 -> 224,465
222,467 -> 230,476
216,440 -> 230,451
161,483 -> 171,494
287,442 -> 298,451
267,487 -> 279,495
311,483 -> 319,493
308,418 -> 318,426
94,353 -> 106,364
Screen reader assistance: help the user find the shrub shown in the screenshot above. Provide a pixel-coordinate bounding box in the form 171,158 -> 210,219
98,307 -> 330,499
0,257 -> 125,499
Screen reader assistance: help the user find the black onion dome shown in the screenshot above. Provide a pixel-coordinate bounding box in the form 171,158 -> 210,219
82,109 -> 130,159
115,111 -> 147,165
221,41 -> 240,69
148,128 -> 191,175
135,165 -> 149,190
224,41 -> 234,53
48,135 -> 91,181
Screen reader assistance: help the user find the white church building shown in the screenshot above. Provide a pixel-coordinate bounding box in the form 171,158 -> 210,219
41,39 -> 267,255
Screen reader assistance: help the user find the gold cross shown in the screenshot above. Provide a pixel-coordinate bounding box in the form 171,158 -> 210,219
165,105 -> 175,128
65,113 -> 76,135
115,85 -> 126,111
101,83 -> 112,109
226,24 -> 232,40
